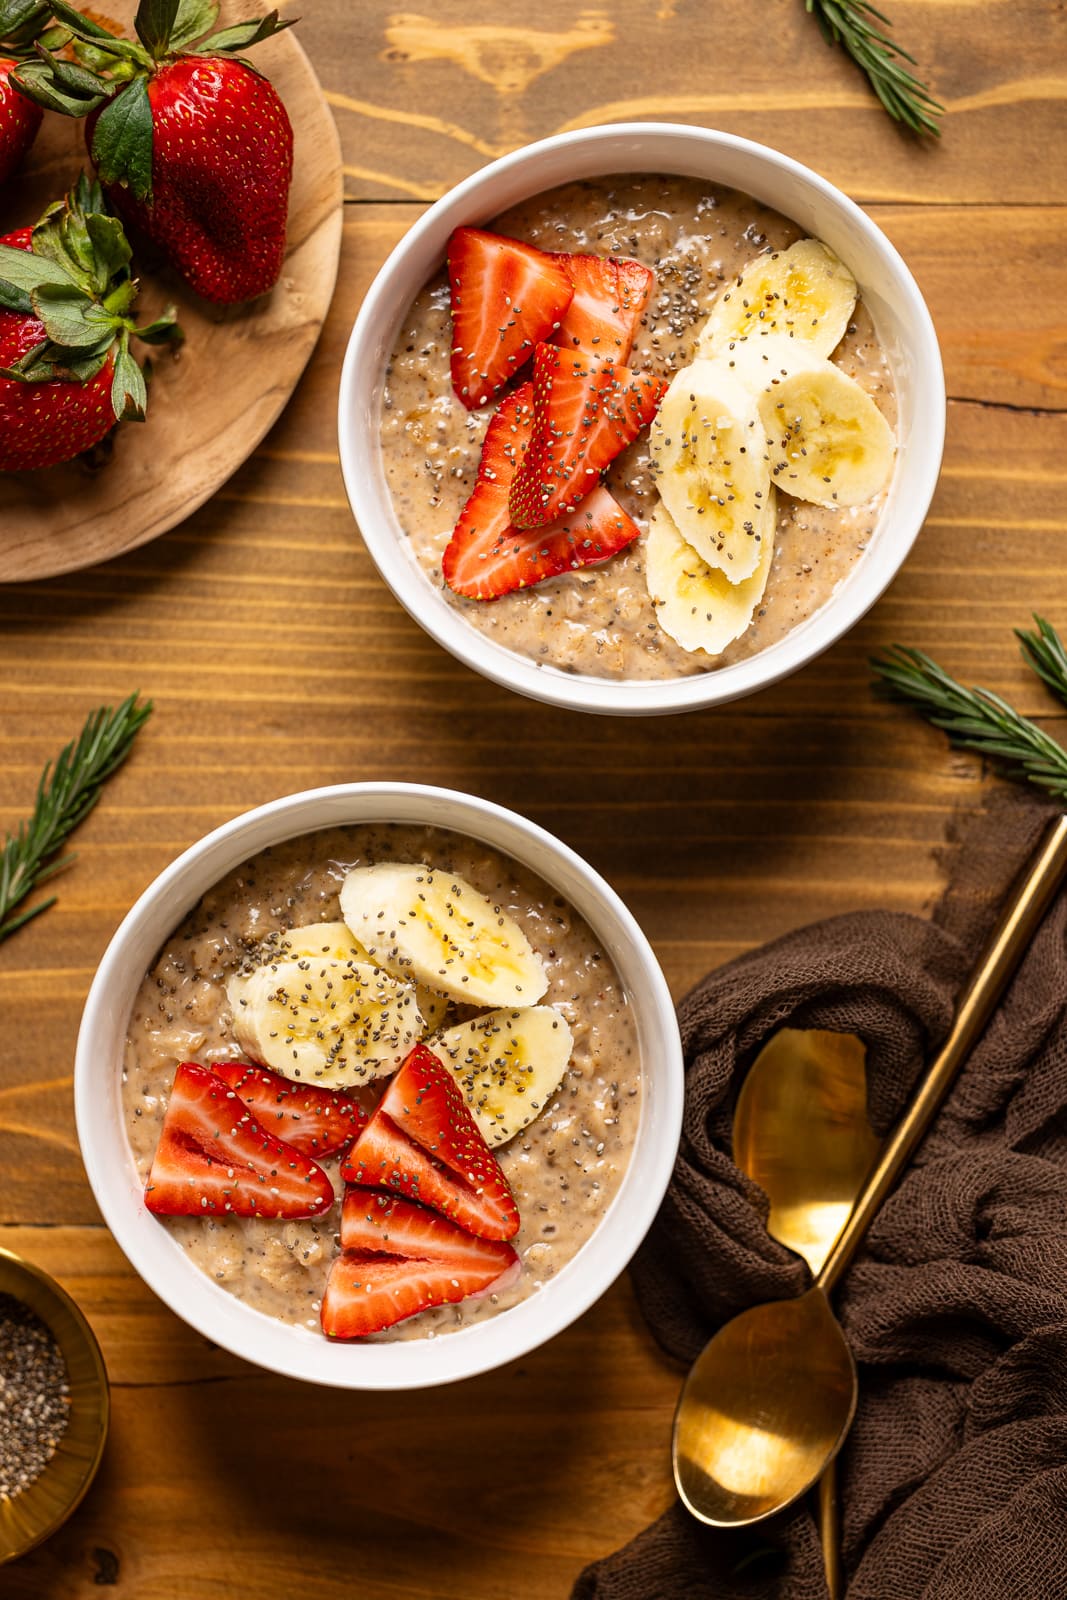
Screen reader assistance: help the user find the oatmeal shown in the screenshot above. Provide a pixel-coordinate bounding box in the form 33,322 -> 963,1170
380,173 -> 897,680
122,824 -> 640,1340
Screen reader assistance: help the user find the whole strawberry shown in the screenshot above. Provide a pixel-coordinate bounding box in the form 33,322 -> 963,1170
13,1 -> 294,304
0,175 -> 179,470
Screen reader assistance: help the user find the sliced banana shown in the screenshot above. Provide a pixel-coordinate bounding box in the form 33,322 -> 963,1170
722,331 -> 805,395
646,498 -> 775,657
226,948 -> 423,1088
698,239 -> 857,361
340,863 -> 548,1009
270,919 -> 451,1036
649,359 -> 773,583
757,361 -> 896,508
430,1006 -> 574,1146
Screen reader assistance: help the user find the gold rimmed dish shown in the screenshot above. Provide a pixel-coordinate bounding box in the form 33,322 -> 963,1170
0,1246 -> 109,1565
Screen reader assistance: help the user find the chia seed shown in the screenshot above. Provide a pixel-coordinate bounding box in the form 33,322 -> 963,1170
0,1292 -> 71,1500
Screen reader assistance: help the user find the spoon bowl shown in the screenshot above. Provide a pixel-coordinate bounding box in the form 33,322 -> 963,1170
673,1287 -> 855,1527
733,1029 -> 880,1275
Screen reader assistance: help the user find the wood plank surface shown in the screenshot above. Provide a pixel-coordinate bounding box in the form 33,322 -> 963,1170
2,1 -> 1065,1595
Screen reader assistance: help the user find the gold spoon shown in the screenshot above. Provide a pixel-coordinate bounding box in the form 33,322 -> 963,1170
733,1029 -> 882,1597
673,813 -> 1067,1533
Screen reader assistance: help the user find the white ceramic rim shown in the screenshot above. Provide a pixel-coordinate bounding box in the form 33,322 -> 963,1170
338,121 -> 946,717
75,783 -> 684,1389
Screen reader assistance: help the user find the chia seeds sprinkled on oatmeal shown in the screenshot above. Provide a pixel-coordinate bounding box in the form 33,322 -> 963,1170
0,1293 -> 71,1500
381,174 -> 896,681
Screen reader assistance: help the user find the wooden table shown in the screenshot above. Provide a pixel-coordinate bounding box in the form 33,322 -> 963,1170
2,3 -> 1065,1594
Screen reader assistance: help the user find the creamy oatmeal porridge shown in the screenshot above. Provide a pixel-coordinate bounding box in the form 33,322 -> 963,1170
380,173 -> 897,680
122,823 -> 640,1340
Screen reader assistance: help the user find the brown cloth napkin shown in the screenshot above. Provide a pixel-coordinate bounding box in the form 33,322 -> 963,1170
574,794 -> 1067,1600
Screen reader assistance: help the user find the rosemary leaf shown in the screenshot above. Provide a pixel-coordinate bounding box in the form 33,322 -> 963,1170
1016,615 -> 1067,711
871,643 -> 1067,804
806,0 -> 943,138
0,693 -> 152,943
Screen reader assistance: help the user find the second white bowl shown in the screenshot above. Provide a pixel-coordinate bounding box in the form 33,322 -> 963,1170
338,121 -> 945,716
74,783 -> 684,1389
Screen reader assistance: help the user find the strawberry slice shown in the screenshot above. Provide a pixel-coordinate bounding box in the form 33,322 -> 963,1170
340,1190 -> 520,1274
322,1191 -> 520,1337
144,1062 -> 334,1219
209,1060 -> 366,1158
321,1251 -> 516,1340
552,253 -> 655,363
442,383 -> 640,600
340,1043 -> 519,1240
447,226 -> 574,410
508,344 -> 667,528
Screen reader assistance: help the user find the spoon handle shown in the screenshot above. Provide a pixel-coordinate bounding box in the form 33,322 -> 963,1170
818,811 -> 1067,1295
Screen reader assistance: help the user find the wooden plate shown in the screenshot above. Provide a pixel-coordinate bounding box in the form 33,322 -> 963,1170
0,3 -> 342,582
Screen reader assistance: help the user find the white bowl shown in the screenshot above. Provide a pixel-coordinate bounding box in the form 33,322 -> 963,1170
338,122 -> 945,717
74,783 -> 683,1390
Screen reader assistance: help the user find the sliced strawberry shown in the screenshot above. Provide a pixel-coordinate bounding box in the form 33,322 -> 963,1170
321,1251 -> 516,1340
341,1190 -> 520,1275
508,344 -> 667,528
144,1062 -> 334,1219
341,1043 -> 519,1240
442,383 -> 639,600
447,227 -> 574,410
209,1060 -> 366,1158
552,253 -> 655,362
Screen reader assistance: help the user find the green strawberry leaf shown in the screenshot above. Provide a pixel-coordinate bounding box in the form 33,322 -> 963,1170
134,0 -> 179,58
91,76 -> 154,201
45,1 -> 118,40
0,280 -> 33,316
1,338 -> 112,384
30,282 -> 117,349
33,40 -> 107,97
169,0 -> 217,49
111,334 -> 146,421
195,10 -> 293,52
0,0 -> 49,49
0,244 -> 75,296
133,304 -> 183,345
10,57 -> 108,114
86,213 -> 133,285
73,38 -> 138,77
45,0 -> 151,62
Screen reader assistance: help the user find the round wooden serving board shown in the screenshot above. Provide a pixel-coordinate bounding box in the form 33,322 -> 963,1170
0,2 -> 342,582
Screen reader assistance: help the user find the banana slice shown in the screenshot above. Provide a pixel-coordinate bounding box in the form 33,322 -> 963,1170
758,361 -> 896,508
339,863 -> 548,1009
430,1006 -> 574,1146
723,332 -> 805,395
646,498 -> 775,656
698,239 -> 857,361
649,359 -> 773,582
226,947 -> 423,1088
270,920 -> 451,1036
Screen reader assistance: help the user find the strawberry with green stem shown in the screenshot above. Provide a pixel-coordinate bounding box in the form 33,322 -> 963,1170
0,173 -> 179,470
12,0 -> 295,304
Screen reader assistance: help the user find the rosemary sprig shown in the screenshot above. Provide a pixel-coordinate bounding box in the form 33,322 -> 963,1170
806,0 -> 943,138
0,693 -> 152,942
871,620 -> 1067,804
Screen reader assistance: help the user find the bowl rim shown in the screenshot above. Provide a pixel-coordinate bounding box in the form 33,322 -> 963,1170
0,1245 -> 110,1565
337,119 -> 946,717
74,782 -> 684,1390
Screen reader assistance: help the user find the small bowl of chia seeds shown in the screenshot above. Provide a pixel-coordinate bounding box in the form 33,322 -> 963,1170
0,1247 -> 109,1565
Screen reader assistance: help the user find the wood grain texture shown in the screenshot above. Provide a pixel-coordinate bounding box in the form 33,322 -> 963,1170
2,0 -> 1066,1593
0,1 -> 343,582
